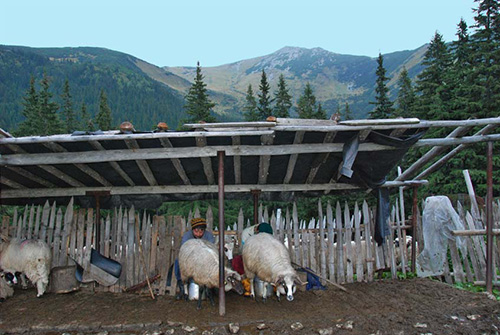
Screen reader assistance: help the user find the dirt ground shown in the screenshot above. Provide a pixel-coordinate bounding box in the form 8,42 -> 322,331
1,278 -> 500,335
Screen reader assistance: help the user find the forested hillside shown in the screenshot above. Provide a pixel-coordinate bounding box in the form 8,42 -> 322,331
0,45 -> 185,132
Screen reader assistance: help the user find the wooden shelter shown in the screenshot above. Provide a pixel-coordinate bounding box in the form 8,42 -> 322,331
1,116 -> 500,314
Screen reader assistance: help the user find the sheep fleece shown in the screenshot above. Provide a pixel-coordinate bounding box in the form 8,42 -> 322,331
242,233 -> 296,283
0,239 -> 51,296
179,239 -> 233,288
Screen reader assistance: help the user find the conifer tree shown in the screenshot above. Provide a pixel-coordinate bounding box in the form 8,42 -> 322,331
79,102 -> 94,131
369,53 -> 394,119
61,79 -> 75,133
395,67 -> 416,118
414,32 -> 453,121
38,72 -> 63,135
296,83 -> 317,119
257,70 -> 272,120
183,61 -> 216,124
273,74 -> 292,118
96,89 -> 112,130
243,84 -> 259,121
343,102 -> 353,120
316,102 -> 327,119
16,76 -> 40,136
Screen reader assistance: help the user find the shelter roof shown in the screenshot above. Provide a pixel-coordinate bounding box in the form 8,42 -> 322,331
1,117 -> 499,209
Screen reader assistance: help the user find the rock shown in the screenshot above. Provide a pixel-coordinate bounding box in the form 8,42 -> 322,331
256,323 -> 268,330
183,325 -> 197,332
414,323 -> 428,328
467,314 -> 481,321
164,330 -> 175,335
166,321 -> 183,327
318,327 -> 333,335
290,322 -> 304,330
202,330 -> 214,335
228,323 -> 240,333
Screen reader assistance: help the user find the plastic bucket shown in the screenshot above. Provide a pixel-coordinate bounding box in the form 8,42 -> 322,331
188,280 -> 206,300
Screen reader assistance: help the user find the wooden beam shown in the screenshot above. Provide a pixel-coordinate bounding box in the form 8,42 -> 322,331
43,142 -> 113,187
232,136 -> 241,184
2,166 -> 56,187
196,137 -> 215,185
89,140 -> 135,186
258,134 -> 274,184
395,125 -> 474,181
0,180 -> 429,199
0,176 -> 25,189
306,131 -> 337,184
5,144 -> 84,187
158,137 -> 191,185
283,131 -> 305,184
415,133 -> 500,147
125,139 -> 158,186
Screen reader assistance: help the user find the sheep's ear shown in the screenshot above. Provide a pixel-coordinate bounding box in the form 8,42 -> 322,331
274,275 -> 284,285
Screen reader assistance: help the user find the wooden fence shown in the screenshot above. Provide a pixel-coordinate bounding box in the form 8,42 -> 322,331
1,197 -> 499,295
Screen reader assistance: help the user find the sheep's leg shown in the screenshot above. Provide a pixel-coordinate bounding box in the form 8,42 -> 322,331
207,287 -> 215,307
20,273 -> 28,289
262,283 -> 267,303
276,289 -> 281,302
249,276 -> 256,301
196,286 -> 205,310
36,280 -> 45,297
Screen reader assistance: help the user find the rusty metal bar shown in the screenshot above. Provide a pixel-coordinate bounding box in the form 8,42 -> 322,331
251,189 -> 260,226
486,141 -> 493,294
85,190 -> 110,253
218,150 -> 226,316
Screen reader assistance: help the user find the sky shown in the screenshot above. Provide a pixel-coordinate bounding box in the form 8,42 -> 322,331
2,0 -> 477,68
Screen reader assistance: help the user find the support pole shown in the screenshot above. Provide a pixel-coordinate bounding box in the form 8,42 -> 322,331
85,190 -> 110,253
217,151 -> 226,316
251,189 -> 261,226
411,186 -> 419,273
486,141 -> 493,294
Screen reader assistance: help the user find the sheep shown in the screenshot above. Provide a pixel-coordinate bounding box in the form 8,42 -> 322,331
242,233 -> 305,302
178,239 -> 244,309
0,272 -> 14,301
0,238 -> 52,297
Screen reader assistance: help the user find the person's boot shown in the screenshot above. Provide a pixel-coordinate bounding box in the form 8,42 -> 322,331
176,280 -> 184,300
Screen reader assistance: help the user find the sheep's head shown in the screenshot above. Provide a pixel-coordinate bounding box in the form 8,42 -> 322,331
274,274 -> 305,301
224,270 -> 244,295
224,241 -> 234,261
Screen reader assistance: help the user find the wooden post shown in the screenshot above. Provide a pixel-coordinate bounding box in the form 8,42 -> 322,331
251,189 -> 261,226
411,186 -> 418,273
85,190 -> 110,253
218,150 -> 226,316
486,141 -> 493,294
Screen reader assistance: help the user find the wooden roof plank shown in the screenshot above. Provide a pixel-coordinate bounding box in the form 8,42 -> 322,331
159,138 -> 191,185
196,137 -> 215,185
306,131 -> 338,184
232,136 -> 241,184
89,140 -> 135,186
258,134 -> 274,185
283,131 -> 305,184
125,139 -> 158,186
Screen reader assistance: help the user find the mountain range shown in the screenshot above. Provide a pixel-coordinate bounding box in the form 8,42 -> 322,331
0,44 -> 427,132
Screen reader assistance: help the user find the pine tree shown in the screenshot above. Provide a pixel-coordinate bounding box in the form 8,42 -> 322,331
243,84 -> 259,121
38,72 -> 63,135
79,102 -> 94,131
257,70 -> 272,120
369,53 -> 394,119
96,89 -> 112,130
414,32 -> 453,121
61,79 -> 75,133
343,102 -> 353,120
296,83 -> 317,119
395,67 -> 416,118
273,74 -> 292,118
16,75 -> 40,136
316,102 -> 327,119
183,61 -> 216,124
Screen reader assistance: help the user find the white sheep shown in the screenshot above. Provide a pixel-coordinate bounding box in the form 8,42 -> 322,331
0,238 -> 52,297
0,273 -> 14,301
242,233 -> 304,302
178,239 -> 244,309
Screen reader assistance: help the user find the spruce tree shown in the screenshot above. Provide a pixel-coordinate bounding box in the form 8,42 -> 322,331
61,79 -> 75,133
96,89 -> 112,130
414,32 -> 453,121
296,83 -> 316,119
38,72 -> 63,135
183,61 -> 216,124
395,67 -> 416,118
243,84 -> 259,121
16,75 -> 40,136
273,74 -> 292,118
79,102 -> 94,131
369,53 -> 394,119
257,70 -> 272,120
316,102 -> 327,119
343,102 -> 353,120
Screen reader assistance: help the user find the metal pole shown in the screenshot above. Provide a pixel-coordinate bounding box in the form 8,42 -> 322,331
95,195 -> 101,253
217,150 -> 226,316
485,141 -> 493,294
411,186 -> 418,273
251,189 -> 260,226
